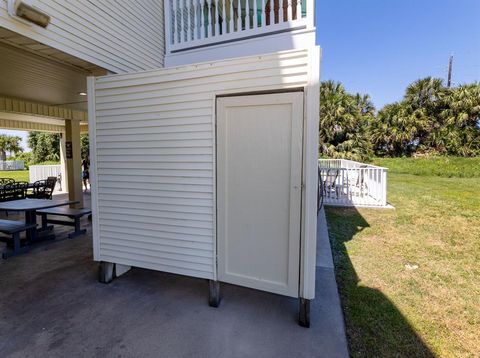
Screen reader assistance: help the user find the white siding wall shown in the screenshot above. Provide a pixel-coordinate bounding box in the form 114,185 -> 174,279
0,0 -> 165,73
89,49 -> 318,286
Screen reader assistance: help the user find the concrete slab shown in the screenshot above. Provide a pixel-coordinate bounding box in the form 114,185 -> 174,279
0,200 -> 348,358
316,207 -> 334,269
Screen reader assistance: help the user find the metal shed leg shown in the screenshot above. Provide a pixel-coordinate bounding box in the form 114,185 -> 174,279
208,280 -> 221,307
299,298 -> 310,328
98,261 -> 115,284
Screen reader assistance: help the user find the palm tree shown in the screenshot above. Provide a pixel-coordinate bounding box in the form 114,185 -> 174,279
0,134 -> 23,161
404,77 -> 446,110
439,83 -> 480,155
374,78 -> 480,156
320,78 -> 479,158
372,102 -> 428,156
319,81 -> 374,161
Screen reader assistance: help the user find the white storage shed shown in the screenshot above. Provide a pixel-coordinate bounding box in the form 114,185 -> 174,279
88,48 -> 320,326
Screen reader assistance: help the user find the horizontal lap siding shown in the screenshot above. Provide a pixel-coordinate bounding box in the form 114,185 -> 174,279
0,0 -> 164,73
92,49 -> 309,280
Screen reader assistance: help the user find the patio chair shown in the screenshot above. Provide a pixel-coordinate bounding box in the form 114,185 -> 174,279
26,179 -> 55,200
343,170 -> 358,196
346,166 -> 369,197
317,166 -> 324,213
0,182 -> 29,216
323,169 -> 339,198
0,178 -> 15,186
0,186 -> 6,203
14,182 -> 29,200
357,166 -> 368,193
0,183 -> 17,202
46,177 -> 57,195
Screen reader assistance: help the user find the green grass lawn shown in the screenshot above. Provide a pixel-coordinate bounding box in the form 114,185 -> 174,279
326,157 -> 479,357
373,156 -> 480,178
0,170 -> 29,182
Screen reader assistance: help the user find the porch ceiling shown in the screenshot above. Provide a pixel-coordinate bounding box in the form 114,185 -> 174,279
0,27 -> 104,73
0,31 -> 105,112
0,96 -> 88,133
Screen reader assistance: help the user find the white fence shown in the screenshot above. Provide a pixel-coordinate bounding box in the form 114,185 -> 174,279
0,160 -> 24,171
29,165 -> 62,191
318,159 -> 388,208
166,0 -> 308,51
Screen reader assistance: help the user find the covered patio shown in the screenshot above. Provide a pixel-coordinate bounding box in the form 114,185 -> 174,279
0,31 -> 106,208
0,193 -> 348,358
0,95 -> 88,206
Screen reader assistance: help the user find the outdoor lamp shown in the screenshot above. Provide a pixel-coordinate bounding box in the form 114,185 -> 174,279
7,0 -> 50,28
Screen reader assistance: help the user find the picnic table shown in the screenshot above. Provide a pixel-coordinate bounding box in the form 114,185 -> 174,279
0,199 -> 77,243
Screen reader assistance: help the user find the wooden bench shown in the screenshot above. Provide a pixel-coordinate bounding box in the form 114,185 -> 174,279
37,207 -> 92,239
0,219 -> 36,258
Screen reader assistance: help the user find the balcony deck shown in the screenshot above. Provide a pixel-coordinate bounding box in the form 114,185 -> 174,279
164,0 -> 316,66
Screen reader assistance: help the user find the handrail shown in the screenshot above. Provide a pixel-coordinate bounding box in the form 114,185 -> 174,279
318,159 -> 388,170
166,0 -> 309,52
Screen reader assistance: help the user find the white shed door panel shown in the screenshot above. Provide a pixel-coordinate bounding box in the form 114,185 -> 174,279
217,93 -> 303,298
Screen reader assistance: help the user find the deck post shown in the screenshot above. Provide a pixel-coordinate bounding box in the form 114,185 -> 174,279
64,119 -> 83,208
59,132 -> 68,192
382,169 -> 388,207
208,280 -> 221,307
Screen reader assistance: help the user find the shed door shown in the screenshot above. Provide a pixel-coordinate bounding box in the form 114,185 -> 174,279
216,93 -> 303,297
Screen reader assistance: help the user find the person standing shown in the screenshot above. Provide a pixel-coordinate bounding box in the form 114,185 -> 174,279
82,158 -> 90,192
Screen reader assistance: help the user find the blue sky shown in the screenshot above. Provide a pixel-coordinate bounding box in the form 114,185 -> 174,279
316,0 -> 480,109
4,1 -> 480,151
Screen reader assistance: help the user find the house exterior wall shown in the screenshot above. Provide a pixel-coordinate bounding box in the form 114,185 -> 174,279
88,48 -> 319,296
165,28 -> 316,67
0,0 -> 165,73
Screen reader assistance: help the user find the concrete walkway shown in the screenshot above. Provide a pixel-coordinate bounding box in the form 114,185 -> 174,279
0,202 -> 348,358
315,207 -> 349,357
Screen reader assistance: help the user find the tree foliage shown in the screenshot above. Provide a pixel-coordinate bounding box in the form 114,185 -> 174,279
28,132 -> 60,163
320,78 -> 480,159
27,132 -> 90,164
372,78 -> 480,157
0,134 -> 23,161
319,81 -> 375,161
81,134 -> 89,159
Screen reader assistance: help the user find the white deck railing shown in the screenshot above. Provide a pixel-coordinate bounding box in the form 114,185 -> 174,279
166,0 -> 309,52
318,159 -> 388,208
0,160 -> 24,171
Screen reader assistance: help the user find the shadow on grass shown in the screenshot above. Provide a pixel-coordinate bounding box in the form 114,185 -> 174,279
325,207 -> 435,358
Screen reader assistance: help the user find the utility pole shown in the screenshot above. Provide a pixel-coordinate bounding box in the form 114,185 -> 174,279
447,55 -> 453,87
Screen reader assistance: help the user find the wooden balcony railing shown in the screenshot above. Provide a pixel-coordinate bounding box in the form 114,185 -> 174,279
165,0 -> 310,52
